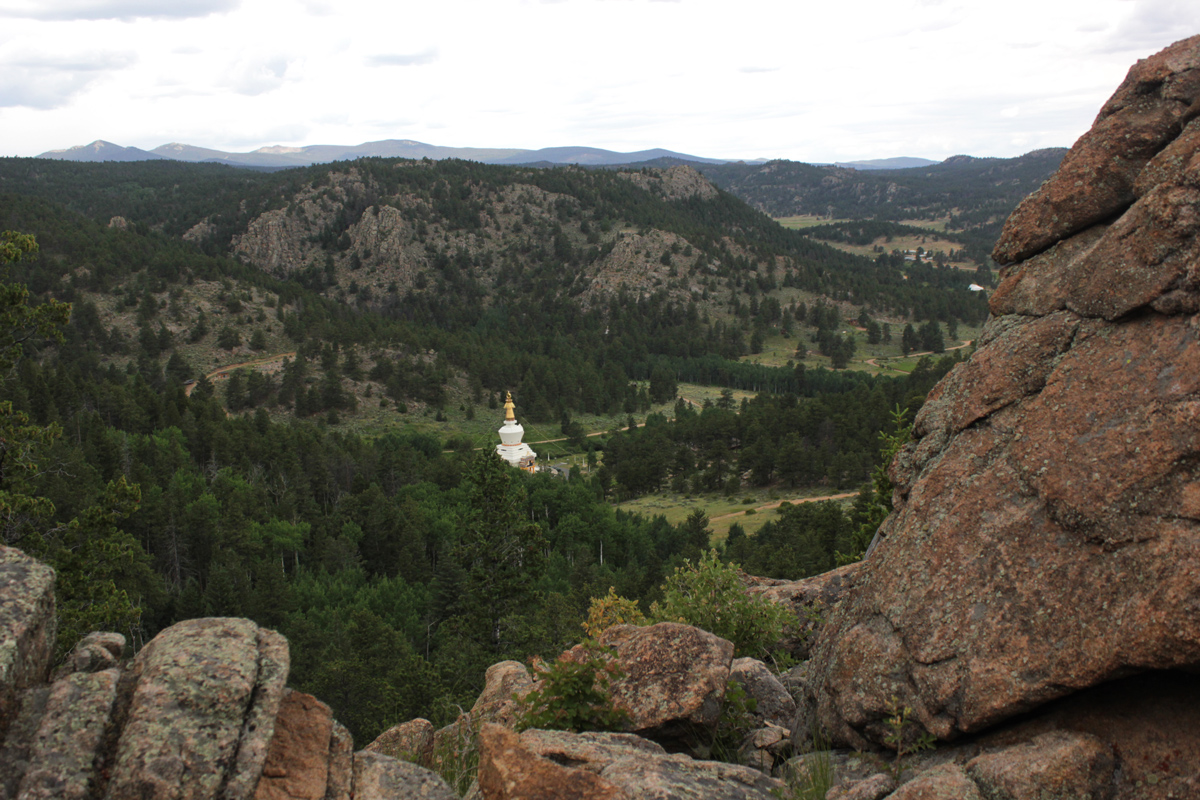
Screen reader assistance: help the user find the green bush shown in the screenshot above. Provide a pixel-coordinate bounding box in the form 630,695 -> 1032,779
650,550 -> 796,659
517,640 -> 629,733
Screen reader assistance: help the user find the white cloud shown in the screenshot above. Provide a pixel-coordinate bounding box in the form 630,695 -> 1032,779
3,0 -> 1199,161
0,50 -> 135,108
222,56 -> 292,96
1090,0 -> 1200,54
365,50 -> 439,68
0,0 -> 239,20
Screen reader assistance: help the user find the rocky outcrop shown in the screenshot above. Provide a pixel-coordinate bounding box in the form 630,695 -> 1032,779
886,764 -> 983,800
800,35 -> 1200,754
617,166 -> 720,201
0,547 -> 55,738
469,661 -> 533,729
0,552 -> 454,800
253,689 -> 347,800
477,723 -> 784,800
993,35 -> 1200,265
576,622 -> 734,748
580,230 -> 697,309
365,718 -> 435,766
353,751 -> 457,800
231,171 -> 365,275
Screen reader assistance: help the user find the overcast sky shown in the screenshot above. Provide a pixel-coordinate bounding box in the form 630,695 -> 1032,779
1,0 -> 1198,163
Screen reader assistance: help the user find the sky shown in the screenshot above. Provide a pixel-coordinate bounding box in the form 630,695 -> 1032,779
1,0 -> 1199,163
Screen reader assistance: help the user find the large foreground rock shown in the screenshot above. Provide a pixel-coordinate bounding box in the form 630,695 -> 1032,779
0,608 -> 450,800
477,723 -> 784,800
107,618 -> 291,800
802,35 -> 1200,750
583,623 -> 734,747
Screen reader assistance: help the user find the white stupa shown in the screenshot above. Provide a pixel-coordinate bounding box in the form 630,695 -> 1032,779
496,391 -> 537,471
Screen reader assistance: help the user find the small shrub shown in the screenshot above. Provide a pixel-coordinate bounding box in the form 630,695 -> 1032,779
650,550 -> 797,659
882,696 -> 936,778
775,735 -> 833,800
583,587 -> 646,638
517,640 -> 629,733
704,678 -> 758,762
427,713 -> 479,796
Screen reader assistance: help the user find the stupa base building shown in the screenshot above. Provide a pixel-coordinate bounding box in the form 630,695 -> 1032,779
496,391 -> 537,472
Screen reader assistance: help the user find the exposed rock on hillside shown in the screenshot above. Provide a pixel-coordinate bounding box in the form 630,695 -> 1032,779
617,165 -> 719,201
801,33 -> 1200,757
580,230 -> 696,308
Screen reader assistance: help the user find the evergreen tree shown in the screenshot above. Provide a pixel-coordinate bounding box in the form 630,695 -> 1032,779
450,452 -> 547,654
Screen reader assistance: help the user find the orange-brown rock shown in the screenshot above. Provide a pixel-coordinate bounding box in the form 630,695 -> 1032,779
826,773 -> 895,800
993,34 -> 1200,265
477,723 -> 628,800
744,562 -> 859,657
977,671 -> 1200,800
364,717 -> 434,766
254,690 -> 334,800
965,731 -> 1114,800
803,35 -> 1200,753
885,764 -> 983,800
585,623 -> 734,745
479,724 -> 785,800
469,661 -> 533,728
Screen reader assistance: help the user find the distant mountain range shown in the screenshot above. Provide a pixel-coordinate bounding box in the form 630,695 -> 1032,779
38,139 -> 739,168
832,157 -> 939,170
37,139 -> 943,171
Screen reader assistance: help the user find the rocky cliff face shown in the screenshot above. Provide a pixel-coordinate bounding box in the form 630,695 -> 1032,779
798,35 -> 1200,793
225,163 -> 725,308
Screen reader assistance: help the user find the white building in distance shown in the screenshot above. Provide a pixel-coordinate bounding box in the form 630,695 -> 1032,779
496,391 -> 537,472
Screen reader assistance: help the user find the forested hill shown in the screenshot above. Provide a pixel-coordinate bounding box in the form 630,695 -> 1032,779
0,156 -> 987,427
694,148 -> 1066,264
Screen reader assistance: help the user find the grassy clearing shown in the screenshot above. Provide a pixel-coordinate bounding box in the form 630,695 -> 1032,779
897,217 -> 951,232
739,321 -> 981,378
775,215 -> 850,230
616,488 -> 858,544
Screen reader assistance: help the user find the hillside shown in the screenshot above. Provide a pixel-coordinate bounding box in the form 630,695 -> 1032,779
697,148 -> 1066,264
0,157 -> 987,423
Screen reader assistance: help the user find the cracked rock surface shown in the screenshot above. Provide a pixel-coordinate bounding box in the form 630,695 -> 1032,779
801,34 -> 1200,751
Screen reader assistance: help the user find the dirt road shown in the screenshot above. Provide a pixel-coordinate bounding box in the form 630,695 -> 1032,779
184,351 -> 297,396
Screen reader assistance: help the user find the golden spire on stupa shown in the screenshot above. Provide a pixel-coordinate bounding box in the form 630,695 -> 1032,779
504,391 -> 516,422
